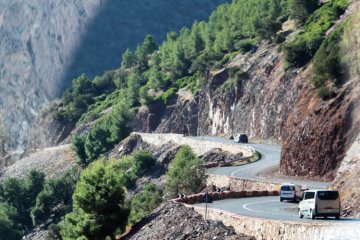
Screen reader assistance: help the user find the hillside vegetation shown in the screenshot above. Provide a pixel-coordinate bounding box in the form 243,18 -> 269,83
5,0 -> 352,239
49,0 -> 349,167
55,0 -> 294,165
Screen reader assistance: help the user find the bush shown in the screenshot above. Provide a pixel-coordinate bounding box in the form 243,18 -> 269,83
60,160 -> 128,239
128,183 -> 162,224
274,34 -> 286,44
165,145 -> 207,198
317,86 -> 334,100
31,170 -> 78,226
236,39 -> 256,54
0,203 -> 23,240
0,170 -> 45,229
161,87 -> 177,104
311,25 -> 344,92
131,151 -> 156,176
284,0 -> 348,68
290,0 -> 319,24
71,135 -> 87,165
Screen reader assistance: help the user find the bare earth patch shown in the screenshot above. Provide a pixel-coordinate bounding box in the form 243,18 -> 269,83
0,144 -> 76,179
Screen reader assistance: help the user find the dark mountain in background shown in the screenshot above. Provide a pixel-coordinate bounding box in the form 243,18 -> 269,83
0,0 -> 229,154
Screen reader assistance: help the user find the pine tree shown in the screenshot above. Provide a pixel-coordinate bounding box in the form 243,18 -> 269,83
291,0 -> 319,24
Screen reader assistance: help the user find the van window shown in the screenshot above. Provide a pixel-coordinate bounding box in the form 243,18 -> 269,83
317,191 -> 339,200
304,192 -> 315,200
281,186 -> 295,191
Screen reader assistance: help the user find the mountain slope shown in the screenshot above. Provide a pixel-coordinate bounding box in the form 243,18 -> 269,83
0,0 -> 229,154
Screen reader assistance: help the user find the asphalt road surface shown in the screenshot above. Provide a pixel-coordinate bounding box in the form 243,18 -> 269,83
196,196 -> 360,223
193,136 -> 360,223
195,136 -> 329,189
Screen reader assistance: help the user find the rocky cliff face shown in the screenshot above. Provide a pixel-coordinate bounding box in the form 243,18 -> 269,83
1,0 -> 229,155
0,0 -> 104,154
331,8 -> 360,216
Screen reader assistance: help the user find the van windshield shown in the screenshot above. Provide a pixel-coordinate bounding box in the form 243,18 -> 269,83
281,186 -> 294,191
317,191 -> 339,200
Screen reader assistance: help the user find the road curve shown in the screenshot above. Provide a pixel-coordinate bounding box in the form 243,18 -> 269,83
195,136 -> 330,189
192,136 -> 360,223
196,196 -> 360,223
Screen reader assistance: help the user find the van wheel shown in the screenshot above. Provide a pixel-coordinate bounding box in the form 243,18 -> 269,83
280,198 -> 283,202
310,209 -> 316,220
298,209 -> 303,219
335,214 -> 340,220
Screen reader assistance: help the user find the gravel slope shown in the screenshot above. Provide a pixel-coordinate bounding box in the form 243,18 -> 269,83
0,144 -> 76,179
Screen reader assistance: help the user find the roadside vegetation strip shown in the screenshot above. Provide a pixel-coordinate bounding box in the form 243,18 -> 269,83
173,190 -> 279,204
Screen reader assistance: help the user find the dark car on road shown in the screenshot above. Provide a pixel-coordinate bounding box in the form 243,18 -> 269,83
234,134 -> 248,143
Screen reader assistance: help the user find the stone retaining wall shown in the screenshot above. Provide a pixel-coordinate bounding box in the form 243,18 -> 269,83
174,190 -> 279,204
189,205 -> 360,240
207,174 -> 281,192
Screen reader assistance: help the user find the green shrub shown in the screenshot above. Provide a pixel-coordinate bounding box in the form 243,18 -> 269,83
128,183 -> 163,224
71,135 -> 87,165
31,170 -> 78,226
0,170 -> 45,229
290,0 -> 319,24
236,39 -> 256,54
274,34 -> 286,44
311,25 -> 344,90
0,203 -> 23,240
161,87 -> 177,104
284,0 -> 348,68
165,145 -> 207,198
317,86 -> 334,100
131,151 -> 156,176
60,160 -> 128,239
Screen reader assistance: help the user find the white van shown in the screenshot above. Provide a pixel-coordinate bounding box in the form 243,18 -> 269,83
298,190 -> 340,219
280,183 -> 304,202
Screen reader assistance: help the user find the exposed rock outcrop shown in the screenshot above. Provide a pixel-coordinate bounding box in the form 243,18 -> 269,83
332,134 -> 360,217
26,102 -> 75,151
135,89 -> 199,135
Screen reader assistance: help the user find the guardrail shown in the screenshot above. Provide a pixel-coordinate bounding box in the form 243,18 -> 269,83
174,190 -> 279,204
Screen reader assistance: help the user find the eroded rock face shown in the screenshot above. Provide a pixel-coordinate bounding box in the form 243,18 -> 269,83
280,85 -> 352,178
332,134 -> 360,217
26,102 -> 75,151
197,43 -> 299,141
0,0 -> 103,153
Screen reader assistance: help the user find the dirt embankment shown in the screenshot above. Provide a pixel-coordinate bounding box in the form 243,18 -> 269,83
136,132 -> 253,157
0,144 -> 76,179
123,202 -> 254,240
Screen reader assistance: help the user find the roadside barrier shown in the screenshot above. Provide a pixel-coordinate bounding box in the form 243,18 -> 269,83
173,190 -> 279,204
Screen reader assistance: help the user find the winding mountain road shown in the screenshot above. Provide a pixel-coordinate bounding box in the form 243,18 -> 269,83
194,136 -> 360,223
197,136 -> 329,189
